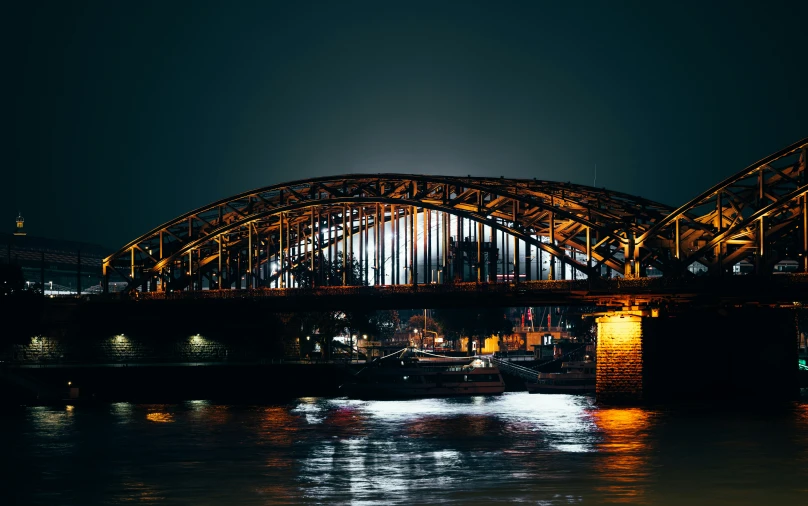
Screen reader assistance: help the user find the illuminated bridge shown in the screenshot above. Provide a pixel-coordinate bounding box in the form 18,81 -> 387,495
99,137 -> 807,403
103,137 -> 807,306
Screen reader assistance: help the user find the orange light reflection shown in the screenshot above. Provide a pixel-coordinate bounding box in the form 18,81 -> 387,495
590,408 -> 653,503
146,412 -> 174,423
143,404 -> 175,423
257,406 -> 300,447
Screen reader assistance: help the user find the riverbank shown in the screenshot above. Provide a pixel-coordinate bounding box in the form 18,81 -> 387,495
1,358 -> 549,406
1,362 -> 357,404
3,361 -> 804,406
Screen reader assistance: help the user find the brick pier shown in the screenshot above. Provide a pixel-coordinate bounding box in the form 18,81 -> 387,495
595,307 -> 799,404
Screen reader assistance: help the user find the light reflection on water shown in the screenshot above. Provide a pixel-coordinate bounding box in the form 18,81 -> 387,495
590,408 -> 653,503
3,393 -> 808,505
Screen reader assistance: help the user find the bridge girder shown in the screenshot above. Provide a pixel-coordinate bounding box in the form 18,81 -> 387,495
105,175 -> 674,292
104,138 -> 808,294
638,138 -> 807,276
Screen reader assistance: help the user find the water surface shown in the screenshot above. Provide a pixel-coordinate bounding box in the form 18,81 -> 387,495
4,393 -> 808,504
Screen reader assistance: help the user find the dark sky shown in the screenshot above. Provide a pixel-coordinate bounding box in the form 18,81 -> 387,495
4,1 -> 806,249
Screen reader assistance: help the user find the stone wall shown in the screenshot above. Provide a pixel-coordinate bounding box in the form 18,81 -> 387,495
4,334 -> 237,364
596,314 -> 643,403
8,337 -> 67,363
174,335 -> 229,362
96,335 -> 153,362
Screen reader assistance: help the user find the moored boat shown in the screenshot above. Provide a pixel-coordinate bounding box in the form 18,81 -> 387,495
525,360 -> 595,394
341,348 -> 506,399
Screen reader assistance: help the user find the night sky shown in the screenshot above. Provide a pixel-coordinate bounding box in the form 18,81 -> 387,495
4,1 -> 806,250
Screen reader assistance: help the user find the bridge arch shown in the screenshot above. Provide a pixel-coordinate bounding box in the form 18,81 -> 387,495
637,137 -> 807,276
104,136 -> 808,294
104,174 -> 674,292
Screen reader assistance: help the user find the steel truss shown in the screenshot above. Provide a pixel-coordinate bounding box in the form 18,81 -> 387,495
637,138 -> 807,276
104,137 -> 808,293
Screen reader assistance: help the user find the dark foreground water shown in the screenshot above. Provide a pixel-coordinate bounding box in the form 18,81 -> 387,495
3,393 -> 808,505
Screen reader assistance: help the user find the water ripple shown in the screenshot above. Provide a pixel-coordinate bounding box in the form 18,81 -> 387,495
3,394 -> 807,504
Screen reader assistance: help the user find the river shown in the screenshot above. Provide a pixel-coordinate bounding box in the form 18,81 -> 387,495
4,393 -> 808,505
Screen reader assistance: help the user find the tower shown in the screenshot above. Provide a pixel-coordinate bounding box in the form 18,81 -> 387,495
13,213 -> 26,236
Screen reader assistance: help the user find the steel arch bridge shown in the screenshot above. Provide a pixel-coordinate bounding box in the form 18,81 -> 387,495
103,137 -> 807,295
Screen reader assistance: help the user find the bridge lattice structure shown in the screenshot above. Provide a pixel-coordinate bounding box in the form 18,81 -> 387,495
104,138 -> 807,296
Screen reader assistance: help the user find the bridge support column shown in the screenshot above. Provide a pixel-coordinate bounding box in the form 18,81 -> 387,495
596,307 -> 799,405
596,313 -> 644,404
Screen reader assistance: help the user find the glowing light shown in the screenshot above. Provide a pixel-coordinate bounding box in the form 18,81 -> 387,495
67,381 -> 72,386
146,412 -> 174,423
596,314 -> 641,342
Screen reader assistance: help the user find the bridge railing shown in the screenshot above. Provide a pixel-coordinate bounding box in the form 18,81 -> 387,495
91,273 -> 808,303
127,279 -> 590,301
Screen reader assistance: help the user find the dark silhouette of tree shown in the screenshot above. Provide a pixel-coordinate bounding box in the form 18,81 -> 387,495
406,314 -> 441,349
280,308 -> 400,360
350,309 -> 400,341
291,252 -> 365,288
434,307 -> 512,354
406,314 -> 441,333
0,263 -> 25,296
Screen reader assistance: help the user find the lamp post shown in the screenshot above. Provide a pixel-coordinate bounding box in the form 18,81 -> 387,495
422,308 -> 431,350
423,330 -> 439,351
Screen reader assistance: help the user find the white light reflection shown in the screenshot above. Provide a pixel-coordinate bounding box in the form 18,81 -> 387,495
186,399 -> 210,410
524,394 -> 599,453
332,393 -> 598,453
291,397 -> 326,424
292,393 -> 598,503
27,405 -> 75,441
110,402 -> 133,425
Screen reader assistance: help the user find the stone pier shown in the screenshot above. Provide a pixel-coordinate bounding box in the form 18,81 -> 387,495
595,313 -> 644,403
596,307 -> 799,404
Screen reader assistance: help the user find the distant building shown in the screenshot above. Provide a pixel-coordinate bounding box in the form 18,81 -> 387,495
1,214 -> 117,294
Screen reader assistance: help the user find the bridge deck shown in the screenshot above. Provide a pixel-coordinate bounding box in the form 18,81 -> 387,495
92,275 -> 808,310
